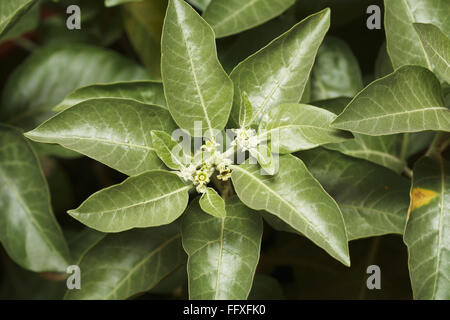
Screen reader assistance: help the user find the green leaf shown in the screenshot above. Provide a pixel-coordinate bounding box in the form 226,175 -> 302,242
25,99 -> 177,176
0,124 -> 70,272
182,197 -> 263,299
0,44 -> 149,131
65,224 -> 186,300
316,98 -> 411,173
299,148 -> 410,240
414,23 -> 450,84
332,66 -> 450,135
105,0 -> 144,7
250,143 -> 277,175
0,0 -> 37,38
151,130 -> 191,170
188,0 -> 211,11
384,0 -> 450,72
0,0 -> 39,42
404,156 -> 450,299
199,188 -> 226,218
231,154 -> 350,266
122,0 -> 167,80
229,8 -> 330,127
53,81 -> 167,112
258,103 -> 353,154
202,0 -> 295,38
239,92 -> 253,129
311,36 -> 364,100
161,0 -> 233,136
67,171 -> 191,232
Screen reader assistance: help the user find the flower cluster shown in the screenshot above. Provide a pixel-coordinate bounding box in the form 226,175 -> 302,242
231,128 -> 258,153
177,137 -> 233,193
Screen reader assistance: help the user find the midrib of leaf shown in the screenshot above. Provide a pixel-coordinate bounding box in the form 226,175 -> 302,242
104,233 -> 182,299
0,157 -> 66,263
72,185 -> 192,216
340,107 -> 449,124
231,164 -> 329,246
341,149 -> 404,167
210,0 -> 259,29
176,14 -> 213,133
0,1 -> 35,30
51,135 -> 157,152
402,0 -> 432,69
214,218 -> 225,300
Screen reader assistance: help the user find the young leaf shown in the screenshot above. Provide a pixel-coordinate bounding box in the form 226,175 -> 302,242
182,197 -> 263,299
239,92 -> 253,129
0,0 -> 37,37
161,0 -> 233,136
231,154 -> 350,266
311,36 -> 363,100
199,188 -> 226,218
414,23 -> 450,84
25,99 -> 177,176
250,144 -> 277,176
65,224 -> 186,300
258,103 -> 353,154
229,8 -> 330,127
151,130 -> 191,170
202,0 -> 295,38
299,148 -> 410,240
122,0 -> 167,80
0,124 -> 70,272
404,156 -> 450,299
53,81 -> 167,112
384,0 -> 449,71
0,44 -> 149,131
68,171 -> 191,233
332,66 -> 450,135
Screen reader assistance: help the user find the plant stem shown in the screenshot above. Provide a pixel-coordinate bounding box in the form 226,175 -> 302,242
425,132 -> 450,160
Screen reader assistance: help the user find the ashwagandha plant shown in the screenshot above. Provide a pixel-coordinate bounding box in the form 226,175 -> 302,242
0,0 -> 449,300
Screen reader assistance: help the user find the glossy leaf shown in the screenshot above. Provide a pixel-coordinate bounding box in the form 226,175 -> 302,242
151,130 -> 191,170
123,0 -> 167,80
231,154 -> 350,266
258,103 -> 353,154
54,81 -> 167,112
315,98 -> 407,173
65,224 -> 186,300
25,99 -> 177,176
0,0 -> 39,42
239,92 -> 253,129
414,23 -> 450,84
0,44 -> 149,131
250,143 -> 277,175
182,197 -> 263,299
203,0 -> 295,38
0,0 -> 37,37
199,188 -> 226,218
67,170 -> 191,232
161,0 -> 233,136
229,9 -> 330,127
404,156 -> 450,299
332,66 -> 450,135
311,36 -> 363,100
0,124 -> 70,272
300,148 -> 410,240
384,0 -> 450,72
